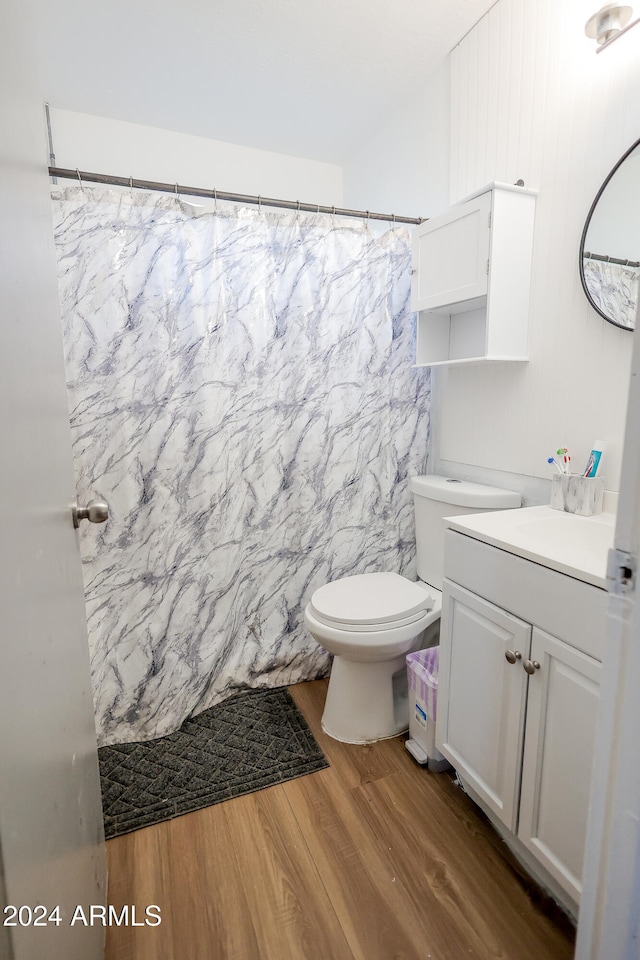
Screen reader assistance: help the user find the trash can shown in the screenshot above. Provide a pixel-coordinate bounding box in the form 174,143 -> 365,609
405,647 -> 450,771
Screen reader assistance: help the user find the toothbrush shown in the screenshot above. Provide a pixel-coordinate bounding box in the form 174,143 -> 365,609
583,452 -> 595,478
557,447 -> 571,475
547,457 -> 563,473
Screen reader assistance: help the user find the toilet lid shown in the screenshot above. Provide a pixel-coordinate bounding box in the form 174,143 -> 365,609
309,572 -> 433,627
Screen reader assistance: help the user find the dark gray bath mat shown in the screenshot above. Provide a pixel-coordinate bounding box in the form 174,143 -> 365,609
98,686 -> 329,839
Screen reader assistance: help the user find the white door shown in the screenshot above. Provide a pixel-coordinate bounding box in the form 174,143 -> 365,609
517,629 -> 601,905
575,315 -> 640,952
411,191 -> 491,312
0,4 -> 106,960
437,580 -> 531,831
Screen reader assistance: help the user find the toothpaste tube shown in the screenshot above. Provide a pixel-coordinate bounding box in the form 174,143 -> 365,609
584,441 -> 606,478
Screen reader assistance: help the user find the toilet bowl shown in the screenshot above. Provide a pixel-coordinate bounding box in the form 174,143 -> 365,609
304,475 -> 521,745
304,572 -> 442,743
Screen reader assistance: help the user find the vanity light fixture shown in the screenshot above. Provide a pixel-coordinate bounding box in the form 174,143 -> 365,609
585,3 -> 640,50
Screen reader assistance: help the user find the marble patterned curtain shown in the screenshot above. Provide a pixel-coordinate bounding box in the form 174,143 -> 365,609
51,185 -> 430,746
583,257 -> 640,330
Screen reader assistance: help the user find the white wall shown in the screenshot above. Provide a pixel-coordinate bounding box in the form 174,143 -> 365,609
432,0 -> 640,497
49,108 -> 344,207
343,61 -> 450,219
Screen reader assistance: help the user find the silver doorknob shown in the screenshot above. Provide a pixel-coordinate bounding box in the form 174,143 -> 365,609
523,659 -> 541,675
72,498 -> 109,528
505,649 -> 522,664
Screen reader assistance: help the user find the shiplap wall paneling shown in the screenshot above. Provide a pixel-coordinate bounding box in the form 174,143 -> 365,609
438,0 -> 639,490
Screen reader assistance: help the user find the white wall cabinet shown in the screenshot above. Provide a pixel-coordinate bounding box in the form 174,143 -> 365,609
412,191 -> 491,312
437,532 -> 606,914
411,182 -> 536,366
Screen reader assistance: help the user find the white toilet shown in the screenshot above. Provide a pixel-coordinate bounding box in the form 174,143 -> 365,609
304,475 -> 520,744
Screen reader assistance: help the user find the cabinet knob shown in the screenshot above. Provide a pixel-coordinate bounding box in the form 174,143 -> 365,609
505,649 -> 522,664
523,659 -> 541,675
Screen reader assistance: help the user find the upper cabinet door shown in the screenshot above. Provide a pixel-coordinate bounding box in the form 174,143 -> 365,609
411,191 -> 492,313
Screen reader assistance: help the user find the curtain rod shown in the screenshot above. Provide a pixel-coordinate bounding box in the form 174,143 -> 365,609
584,250 -> 640,268
48,167 -> 424,226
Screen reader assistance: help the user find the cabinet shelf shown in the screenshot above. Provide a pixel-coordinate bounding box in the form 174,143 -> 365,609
413,356 -> 528,368
411,182 -> 536,367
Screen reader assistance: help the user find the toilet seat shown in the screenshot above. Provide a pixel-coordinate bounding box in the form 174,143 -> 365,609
309,572 -> 433,632
304,600 -> 440,661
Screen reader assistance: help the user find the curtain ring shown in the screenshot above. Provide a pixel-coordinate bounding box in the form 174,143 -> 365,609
76,168 -> 83,191
129,176 -> 134,197
174,182 -> 179,198
213,187 -> 218,213
257,195 -> 262,213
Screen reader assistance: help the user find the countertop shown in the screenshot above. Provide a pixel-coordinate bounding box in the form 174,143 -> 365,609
444,504 -> 616,589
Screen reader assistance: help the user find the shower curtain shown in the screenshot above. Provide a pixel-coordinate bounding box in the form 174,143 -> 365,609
583,257 -> 640,330
51,185 -> 431,746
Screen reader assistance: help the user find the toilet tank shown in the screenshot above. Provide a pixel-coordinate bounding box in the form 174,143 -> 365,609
410,475 -> 521,590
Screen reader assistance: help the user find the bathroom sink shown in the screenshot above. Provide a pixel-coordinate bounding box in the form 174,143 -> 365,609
444,505 -> 616,588
513,511 -> 614,555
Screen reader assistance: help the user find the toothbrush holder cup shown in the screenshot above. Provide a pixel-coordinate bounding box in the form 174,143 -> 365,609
550,474 -> 605,517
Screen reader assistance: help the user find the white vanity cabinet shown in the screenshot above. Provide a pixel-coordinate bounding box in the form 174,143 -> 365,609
437,528 -> 607,913
411,182 -> 536,366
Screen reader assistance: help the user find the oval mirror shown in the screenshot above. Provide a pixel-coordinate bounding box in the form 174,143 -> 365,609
580,137 -> 640,331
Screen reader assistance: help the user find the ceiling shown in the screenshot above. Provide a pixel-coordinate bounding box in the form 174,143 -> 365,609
32,0 -> 497,165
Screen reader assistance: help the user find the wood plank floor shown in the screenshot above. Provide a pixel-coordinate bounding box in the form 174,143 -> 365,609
104,679 -> 576,960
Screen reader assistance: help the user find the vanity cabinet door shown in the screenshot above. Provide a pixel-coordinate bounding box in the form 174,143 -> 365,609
517,629 -> 601,904
437,581 -> 531,832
